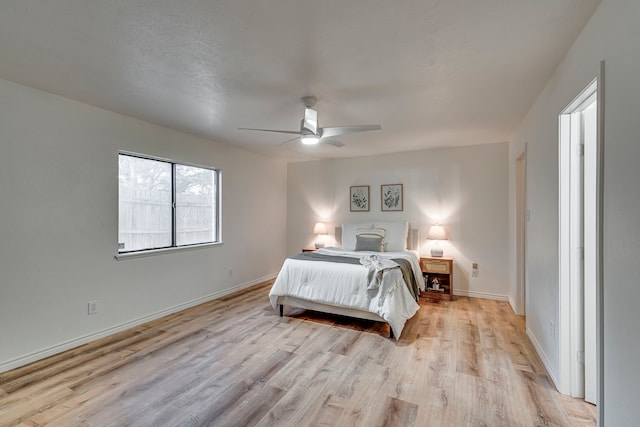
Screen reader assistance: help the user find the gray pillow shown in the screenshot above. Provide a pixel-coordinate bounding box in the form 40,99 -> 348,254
355,235 -> 384,252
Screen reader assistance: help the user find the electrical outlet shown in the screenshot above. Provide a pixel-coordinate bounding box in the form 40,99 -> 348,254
549,320 -> 555,340
88,301 -> 98,315
472,263 -> 478,277
228,269 -> 233,278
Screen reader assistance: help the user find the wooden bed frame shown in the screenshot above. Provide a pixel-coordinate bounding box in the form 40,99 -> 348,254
275,226 -> 420,339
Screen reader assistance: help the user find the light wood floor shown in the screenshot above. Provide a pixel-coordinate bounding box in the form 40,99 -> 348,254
0,281 -> 595,427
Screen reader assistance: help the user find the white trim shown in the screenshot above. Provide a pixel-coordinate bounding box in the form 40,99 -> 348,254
454,289 -> 509,301
558,111 -> 573,395
115,241 -> 223,260
527,327 -> 560,389
558,78 -> 599,396
596,60 -> 605,426
0,273 -> 277,374
509,296 -> 519,314
515,147 -> 527,316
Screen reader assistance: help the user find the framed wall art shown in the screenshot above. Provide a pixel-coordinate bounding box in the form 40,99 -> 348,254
350,185 -> 370,212
381,184 -> 403,211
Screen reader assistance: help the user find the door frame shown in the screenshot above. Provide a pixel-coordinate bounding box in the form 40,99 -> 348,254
558,61 -> 605,426
559,78 -> 596,396
516,147 -> 527,316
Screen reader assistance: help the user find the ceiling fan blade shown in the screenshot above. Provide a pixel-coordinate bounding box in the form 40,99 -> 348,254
321,139 -> 345,148
320,125 -> 381,138
238,127 -> 301,135
278,135 -> 301,147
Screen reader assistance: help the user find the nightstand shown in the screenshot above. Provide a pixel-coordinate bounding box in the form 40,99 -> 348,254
301,248 -> 316,252
420,256 -> 454,300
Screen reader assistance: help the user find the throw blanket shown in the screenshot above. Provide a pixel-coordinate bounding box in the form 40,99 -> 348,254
360,254 -> 399,289
288,252 -> 419,301
392,258 -> 420,301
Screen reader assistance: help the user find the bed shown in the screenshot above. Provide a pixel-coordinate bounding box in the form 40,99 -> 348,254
269,221 -> 425,339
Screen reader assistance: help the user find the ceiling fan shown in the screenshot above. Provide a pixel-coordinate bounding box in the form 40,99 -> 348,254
239,96 -> 381,148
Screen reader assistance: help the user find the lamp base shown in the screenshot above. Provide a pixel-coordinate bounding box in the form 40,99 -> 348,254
430,247 -> 443,257
430,240 -> 443,257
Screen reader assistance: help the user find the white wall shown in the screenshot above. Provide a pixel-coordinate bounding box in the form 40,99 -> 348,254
287,143 -> 509,301
508,0 -> 640,424
0,78 -> 287,371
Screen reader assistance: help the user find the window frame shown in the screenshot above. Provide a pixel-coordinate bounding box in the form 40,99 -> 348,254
116,151 -> 222,259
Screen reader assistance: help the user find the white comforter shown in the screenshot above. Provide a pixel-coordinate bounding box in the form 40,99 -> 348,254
269,248 -> 424,338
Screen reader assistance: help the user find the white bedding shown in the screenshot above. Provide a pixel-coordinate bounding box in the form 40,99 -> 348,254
269,248 -> 425,338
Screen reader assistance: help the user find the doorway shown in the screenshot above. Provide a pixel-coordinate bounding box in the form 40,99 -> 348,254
559,79 -> 597,405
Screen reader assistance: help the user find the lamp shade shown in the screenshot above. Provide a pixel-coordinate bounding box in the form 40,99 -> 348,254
427,224 -> 447,240
313,222 -> 328,235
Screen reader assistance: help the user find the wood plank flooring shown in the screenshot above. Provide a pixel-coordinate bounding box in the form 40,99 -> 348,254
0,281 -> 595,426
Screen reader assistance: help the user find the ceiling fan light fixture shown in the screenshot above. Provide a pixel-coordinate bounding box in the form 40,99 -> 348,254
300,134 -> 320,145
239,95 -> 381,148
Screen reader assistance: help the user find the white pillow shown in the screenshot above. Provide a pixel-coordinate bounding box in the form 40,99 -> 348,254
374,221 -> 409,251
342,223 -> 374,250
356,227 -> 386,238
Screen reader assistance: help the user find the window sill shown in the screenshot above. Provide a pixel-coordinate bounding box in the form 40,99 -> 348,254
114,242 -> 222,261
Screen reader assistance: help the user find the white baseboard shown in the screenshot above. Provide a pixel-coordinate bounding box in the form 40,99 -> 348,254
526,326 -> 560,389
0,273 -> 277,374
454,289 -> 509,301
508,296 -> 526,316
509,296 -> 518,313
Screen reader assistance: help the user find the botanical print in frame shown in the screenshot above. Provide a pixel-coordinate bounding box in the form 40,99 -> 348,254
350,185 -> 370,212
381,184 -> 403,211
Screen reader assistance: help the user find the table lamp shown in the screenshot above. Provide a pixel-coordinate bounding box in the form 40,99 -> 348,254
427,224 -> 447,257
313,222 -> 328,248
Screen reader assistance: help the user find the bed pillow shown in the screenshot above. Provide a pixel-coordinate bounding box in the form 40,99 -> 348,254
342,222 -> 375,250
356,227 -> 386,239
355,227 -> 386,251
355,234 -> 385,252
374,221 -> 409,252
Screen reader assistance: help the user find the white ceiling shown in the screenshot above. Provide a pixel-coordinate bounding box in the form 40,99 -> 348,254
0,0 -> 599,161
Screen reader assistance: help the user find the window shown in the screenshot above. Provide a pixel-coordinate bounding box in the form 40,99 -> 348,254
118,153 -> 220,254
